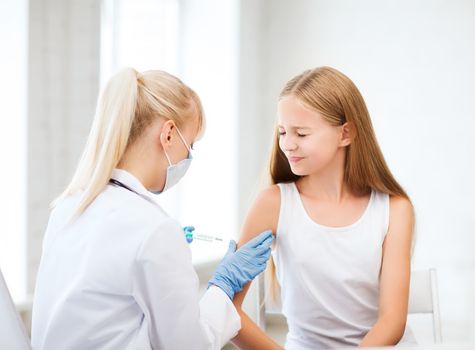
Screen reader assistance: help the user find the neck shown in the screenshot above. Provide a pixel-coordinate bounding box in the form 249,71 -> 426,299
297,150 -> 350,202
117,143 -> 166,192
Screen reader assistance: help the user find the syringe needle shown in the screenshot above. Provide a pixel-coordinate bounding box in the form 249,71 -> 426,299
194,234 -> 223,242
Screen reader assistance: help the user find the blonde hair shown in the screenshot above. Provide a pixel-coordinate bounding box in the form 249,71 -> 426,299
267,66 -> 412,299
53,68 -> 204,220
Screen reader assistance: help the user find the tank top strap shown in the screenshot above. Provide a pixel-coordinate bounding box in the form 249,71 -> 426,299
369,190 -> 390,241
276,182 -> 297,239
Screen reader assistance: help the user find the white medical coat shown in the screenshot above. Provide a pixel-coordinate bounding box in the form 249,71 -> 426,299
31,169 -> 240,350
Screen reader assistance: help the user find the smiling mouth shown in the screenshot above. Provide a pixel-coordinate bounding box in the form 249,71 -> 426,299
288,156 -> 304,163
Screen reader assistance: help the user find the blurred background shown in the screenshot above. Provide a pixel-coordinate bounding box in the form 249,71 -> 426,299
0,0 -> 474,346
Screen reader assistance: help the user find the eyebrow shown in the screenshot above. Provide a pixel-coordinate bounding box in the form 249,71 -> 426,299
277,125 -> 311,130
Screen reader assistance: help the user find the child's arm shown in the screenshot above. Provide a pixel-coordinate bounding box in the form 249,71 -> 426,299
231,185 -> 283,350
359,196 -> 414,347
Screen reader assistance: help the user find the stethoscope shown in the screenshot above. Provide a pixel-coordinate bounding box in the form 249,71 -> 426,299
109,179 -> 141,196
109,179 -> 222,243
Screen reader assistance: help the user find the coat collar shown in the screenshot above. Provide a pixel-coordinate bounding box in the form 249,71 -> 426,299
110,168 -> 160,204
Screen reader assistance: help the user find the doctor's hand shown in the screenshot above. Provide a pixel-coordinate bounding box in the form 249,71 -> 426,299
208,230 -> 274,300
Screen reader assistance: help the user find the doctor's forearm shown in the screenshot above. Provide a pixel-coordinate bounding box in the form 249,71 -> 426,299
231,307 -> 283,350
359,314 -> 406,347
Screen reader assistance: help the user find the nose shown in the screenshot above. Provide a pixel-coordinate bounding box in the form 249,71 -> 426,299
280,135 -> 298,152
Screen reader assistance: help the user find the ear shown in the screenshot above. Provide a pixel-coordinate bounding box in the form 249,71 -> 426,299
340,122 -> 354,147
159,119 -> 176,150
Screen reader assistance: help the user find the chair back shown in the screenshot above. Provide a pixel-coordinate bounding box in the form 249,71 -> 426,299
408,268 -> 443,343
0,269 -> 32,350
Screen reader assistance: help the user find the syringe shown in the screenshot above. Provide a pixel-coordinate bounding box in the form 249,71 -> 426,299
183,226 -> 223,243
193,234 -> 224,242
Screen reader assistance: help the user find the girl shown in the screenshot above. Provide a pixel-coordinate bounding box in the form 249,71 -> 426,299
232,67 -> 415,349
31,68 -> 274,350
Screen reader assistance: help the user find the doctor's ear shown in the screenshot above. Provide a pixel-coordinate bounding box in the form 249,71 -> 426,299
159,120 -> 176,149
340,122 -> 354,147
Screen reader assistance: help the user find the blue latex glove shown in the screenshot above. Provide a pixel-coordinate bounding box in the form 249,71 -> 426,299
208,230 -> 274,300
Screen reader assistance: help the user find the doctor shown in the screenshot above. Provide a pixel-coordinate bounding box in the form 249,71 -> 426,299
31,68 -> 274,350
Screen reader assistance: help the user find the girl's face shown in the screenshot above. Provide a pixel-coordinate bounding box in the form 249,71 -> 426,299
277,96 -> 348,176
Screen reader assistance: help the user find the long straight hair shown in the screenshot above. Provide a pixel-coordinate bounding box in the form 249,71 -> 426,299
271,66 -> 408,197
267,66 -> 412,299
53,68 -> 204,220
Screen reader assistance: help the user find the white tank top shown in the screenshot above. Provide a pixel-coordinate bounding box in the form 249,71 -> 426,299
272,182 -> 414,349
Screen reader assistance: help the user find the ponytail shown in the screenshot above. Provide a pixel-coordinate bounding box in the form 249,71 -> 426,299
52,67 -> 139,220
53,67 -> 204,221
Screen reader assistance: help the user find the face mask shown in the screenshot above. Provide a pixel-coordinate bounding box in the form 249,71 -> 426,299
154,126 -> 193,194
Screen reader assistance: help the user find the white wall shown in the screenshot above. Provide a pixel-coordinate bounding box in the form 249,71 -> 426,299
241,0 -> 475,342
237,0 -> 268,223
27,0 -> 101,293
0,0 -> 28,300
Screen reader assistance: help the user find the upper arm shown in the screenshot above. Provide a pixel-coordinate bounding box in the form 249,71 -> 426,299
379,196 -> 415,326
237,184 -> 281,248
233,185 -> 281,306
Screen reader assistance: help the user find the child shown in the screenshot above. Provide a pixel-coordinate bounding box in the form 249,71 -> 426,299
232,67 -> 415,349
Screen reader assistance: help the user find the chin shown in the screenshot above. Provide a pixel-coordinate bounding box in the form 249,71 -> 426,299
289,166 -> 309,177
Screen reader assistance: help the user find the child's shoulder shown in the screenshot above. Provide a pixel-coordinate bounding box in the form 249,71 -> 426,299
389,195 -> 413,214
256,183 -> 281,203
238,185 -> 282,245
250,184 -> 281,218
388,195 -> 414,236
254,183 -> 290,212
383,195 -> 414,251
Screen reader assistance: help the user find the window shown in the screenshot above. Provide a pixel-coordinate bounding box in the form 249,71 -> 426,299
101,0 -> 239,262
100,0 -> 179,85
